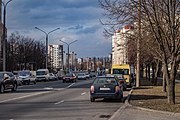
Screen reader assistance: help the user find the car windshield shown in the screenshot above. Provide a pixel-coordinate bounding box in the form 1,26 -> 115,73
65,74 -> 73,77
93,77 -> 117,85
18,71 -> 30,76
36,71 -> 45,75
78,73 -> 85,76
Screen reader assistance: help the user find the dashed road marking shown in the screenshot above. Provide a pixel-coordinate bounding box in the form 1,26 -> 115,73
55,100 -> 64,105
66,83 -> 75,88
0,91 -> 48,103
81,92 -> 87,95
0,83 -> 75,104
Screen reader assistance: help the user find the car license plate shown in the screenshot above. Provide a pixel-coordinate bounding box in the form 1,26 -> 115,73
100,88 -> 110,90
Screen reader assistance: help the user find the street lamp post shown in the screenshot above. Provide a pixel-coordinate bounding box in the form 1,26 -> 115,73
136,0 -> 141,87
2,0 -> 12,71
59,40 -> 77,73
35,27 -> 60,69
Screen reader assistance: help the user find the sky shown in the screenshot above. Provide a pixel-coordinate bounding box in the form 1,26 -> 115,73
6,0 -> 112,58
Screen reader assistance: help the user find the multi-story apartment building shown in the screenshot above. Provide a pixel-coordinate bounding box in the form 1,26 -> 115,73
112,25 -> 134,65
67,51 -> 77,71
76,57 -> 112,72
48,44 -> 63,69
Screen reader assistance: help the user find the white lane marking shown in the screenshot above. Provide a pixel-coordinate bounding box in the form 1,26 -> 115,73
66,83 -> 75,88
55,100 -> 64,105
0,83 -> 75,103
0,91 -> 49,103
44,87 -> 53,90
81,92 -> 87,95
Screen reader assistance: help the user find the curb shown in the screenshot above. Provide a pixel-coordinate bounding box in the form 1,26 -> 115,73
126,87 -> 180,117
108,89 -> 133,120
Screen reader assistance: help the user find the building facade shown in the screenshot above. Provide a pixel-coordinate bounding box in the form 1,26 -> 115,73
112,25 -> 134,65
48,44 -> 63,69
66,51 -> 77,71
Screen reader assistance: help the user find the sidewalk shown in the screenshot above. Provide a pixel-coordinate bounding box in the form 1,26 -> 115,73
109,78 -> 180,120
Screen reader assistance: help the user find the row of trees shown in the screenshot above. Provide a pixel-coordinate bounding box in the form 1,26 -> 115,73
0,32 -> 46,71
99,0 -> 179,104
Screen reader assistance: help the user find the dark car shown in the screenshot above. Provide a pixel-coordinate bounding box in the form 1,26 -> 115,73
0,72 -> 18,93
62,73 -> 77,83
90,76 -> 123,102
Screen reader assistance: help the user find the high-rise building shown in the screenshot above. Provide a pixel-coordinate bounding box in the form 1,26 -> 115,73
112,25 -> 134,65
48,44 -> 63,69
67,51 -> 77,71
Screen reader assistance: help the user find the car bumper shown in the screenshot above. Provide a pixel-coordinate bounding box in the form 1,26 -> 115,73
78,77 -> 86,80
36,78 -> 46,81
90,92 -> 122,99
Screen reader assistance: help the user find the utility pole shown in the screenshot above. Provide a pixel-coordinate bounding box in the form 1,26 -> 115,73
59,39 -> 77,73
35,27 -> 60,69
2,0 -> 12,71
136,0 -> 141,87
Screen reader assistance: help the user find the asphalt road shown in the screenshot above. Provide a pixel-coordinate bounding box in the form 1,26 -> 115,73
0,79 -> 128,120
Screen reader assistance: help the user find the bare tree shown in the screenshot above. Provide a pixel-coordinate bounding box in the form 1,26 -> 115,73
99,0 -> 180,104
140,0 -> 180,104
7,32 -> 46,71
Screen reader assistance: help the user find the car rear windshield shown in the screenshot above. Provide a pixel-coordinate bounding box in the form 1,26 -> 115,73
113,69 -> 129,75
93,77 -> 117,85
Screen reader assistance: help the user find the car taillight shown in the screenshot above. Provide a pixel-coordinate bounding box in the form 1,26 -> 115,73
115,86 -> 120,93
119,80 -> 124,84
90,85 -> 95,93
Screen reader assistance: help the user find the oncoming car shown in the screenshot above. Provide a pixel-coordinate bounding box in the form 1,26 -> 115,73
77,73 -> 86,80
0,72 -> 18,93
62,73 -> 77,83
90,76 -> 123,102
17,70 -> 36,85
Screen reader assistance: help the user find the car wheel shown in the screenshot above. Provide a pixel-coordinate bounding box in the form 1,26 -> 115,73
90,97 -> 95,102
12,83 -> 17,91
28,80 -> 30,85
0,84 -> 4,93
34,80 -> 36,84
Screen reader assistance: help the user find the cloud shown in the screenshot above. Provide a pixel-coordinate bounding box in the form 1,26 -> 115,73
67,24 -> 84,30
7,0 -> 111,57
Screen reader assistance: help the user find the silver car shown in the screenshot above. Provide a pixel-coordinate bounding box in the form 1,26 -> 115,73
16,70 -> 36,85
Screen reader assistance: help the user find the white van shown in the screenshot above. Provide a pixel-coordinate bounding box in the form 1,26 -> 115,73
36,69 -> 49,82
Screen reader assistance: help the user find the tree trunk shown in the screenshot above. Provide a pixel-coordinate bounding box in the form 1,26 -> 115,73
154,61 -> 158,85
154,60 -> 162,86
148,64 -> 151,81
151,63 -> 155,83
167,78 -> 175,104
162,70 -> 166,92
164,56 -> 177,104
146,64 -> 148,80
